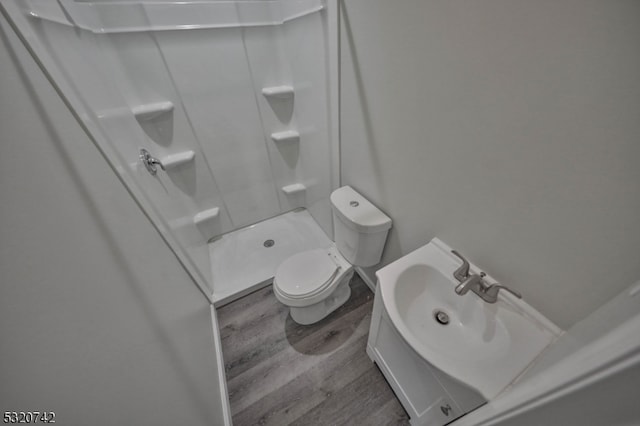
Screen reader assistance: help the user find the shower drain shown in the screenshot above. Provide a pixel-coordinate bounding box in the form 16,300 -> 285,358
263,239 -> 275,248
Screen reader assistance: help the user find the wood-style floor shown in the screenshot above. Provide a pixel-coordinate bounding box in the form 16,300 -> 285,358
217,275 -> 410,426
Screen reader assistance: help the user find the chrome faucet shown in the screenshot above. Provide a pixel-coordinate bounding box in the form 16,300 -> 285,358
455,272 -> 486,296
450,250 -> 522,303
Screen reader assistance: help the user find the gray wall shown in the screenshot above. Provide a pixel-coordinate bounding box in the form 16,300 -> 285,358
340,0 -> 640,328
0,16 -> 226,425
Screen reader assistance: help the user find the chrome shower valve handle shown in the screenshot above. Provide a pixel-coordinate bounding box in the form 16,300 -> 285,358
139,148 -> 165,176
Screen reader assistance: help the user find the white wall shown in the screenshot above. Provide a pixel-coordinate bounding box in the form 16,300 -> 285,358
520,280 -> 640,380
0,16 -> 226,425
340,0 -> 640,328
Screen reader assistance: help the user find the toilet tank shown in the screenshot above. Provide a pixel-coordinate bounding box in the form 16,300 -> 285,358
330,186 -> 392,267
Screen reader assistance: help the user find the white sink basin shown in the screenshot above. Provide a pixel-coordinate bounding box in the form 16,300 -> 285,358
378,238 -> 560,399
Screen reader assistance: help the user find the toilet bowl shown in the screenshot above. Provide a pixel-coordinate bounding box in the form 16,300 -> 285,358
274,246 -> 354,325
273,186 -> 392,325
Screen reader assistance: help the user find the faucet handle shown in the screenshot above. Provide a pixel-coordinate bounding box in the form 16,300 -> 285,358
483,283 -> 522,303
451,250 -> 470,282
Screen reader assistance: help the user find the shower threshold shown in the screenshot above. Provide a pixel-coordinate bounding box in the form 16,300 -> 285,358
209,209 -> 332,306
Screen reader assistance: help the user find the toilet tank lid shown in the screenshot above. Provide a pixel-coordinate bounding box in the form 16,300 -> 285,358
330,186 -> 392,234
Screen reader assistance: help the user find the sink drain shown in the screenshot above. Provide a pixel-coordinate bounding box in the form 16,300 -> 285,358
434,310 -> 450,325
263,239 -> 275,248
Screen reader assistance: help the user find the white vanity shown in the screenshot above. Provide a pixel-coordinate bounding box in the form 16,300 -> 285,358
367,238 -> 560,425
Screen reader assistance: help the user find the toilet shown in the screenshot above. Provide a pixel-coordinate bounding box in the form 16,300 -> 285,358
273,186 -> 392,325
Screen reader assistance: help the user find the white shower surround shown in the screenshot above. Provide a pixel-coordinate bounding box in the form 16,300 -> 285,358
9,0 -> 338,299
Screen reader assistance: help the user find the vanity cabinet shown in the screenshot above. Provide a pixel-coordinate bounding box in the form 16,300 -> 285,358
367,285 -> 485,426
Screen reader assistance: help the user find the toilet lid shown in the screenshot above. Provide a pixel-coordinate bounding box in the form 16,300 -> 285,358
276,249 -> 339,298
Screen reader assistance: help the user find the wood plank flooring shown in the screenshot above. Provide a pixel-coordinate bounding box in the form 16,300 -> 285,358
217,275 -> 410,426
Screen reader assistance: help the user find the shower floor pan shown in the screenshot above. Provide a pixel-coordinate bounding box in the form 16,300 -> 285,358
209,209 -> 332,306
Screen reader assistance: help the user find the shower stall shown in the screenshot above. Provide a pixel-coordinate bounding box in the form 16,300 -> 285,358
2,0 -> 339,304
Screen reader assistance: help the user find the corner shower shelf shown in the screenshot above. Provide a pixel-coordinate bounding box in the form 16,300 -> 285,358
161,150 -> 195,170
194,207 -> 220,227
132,101 -> 174,121
271,130 -> 300,144
281,183 -> 306,196
262,85 -> 294,99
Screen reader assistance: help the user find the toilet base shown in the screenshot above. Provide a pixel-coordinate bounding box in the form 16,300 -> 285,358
289,270 -> 354,325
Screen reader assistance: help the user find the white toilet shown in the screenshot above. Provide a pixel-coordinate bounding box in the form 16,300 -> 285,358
273,186 -> 392,325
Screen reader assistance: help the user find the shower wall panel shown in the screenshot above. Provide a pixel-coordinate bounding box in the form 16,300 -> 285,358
242,26 -> 302,213
282,12 -> 334,238
7,8 -> 214,291
241,12 -> 335,239
8,0 -> 337,295
154,29 -> 283,229
103,32 -> 234,235
99,32 -> 235,244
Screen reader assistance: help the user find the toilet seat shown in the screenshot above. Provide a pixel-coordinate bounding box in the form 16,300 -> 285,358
275,249 -> 340,299
273,239 -> 360,323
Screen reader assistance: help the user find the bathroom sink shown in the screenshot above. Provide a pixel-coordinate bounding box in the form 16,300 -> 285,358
377,238 -> 560,399
394,264 -> 511,363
